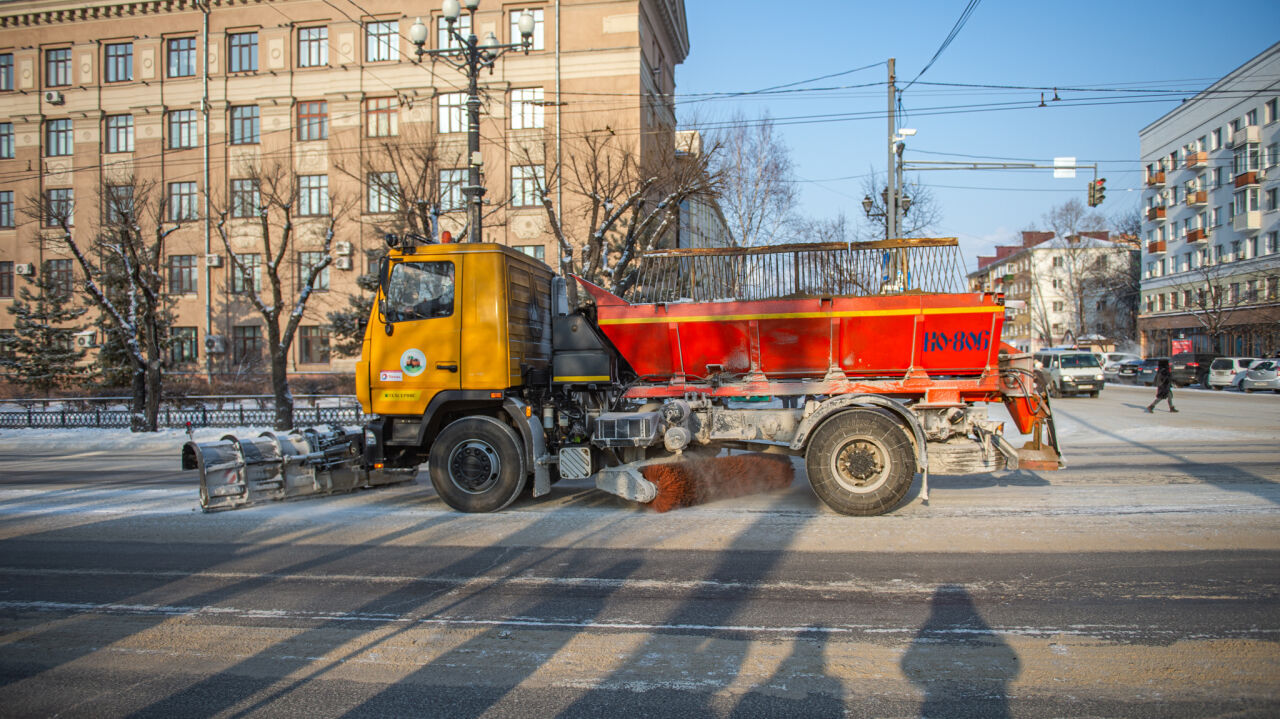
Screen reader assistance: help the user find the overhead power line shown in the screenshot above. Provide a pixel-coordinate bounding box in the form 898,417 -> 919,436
902,0 -> 984,92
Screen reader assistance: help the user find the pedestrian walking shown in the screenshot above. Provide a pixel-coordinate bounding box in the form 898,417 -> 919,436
1145,359 -> 1177,413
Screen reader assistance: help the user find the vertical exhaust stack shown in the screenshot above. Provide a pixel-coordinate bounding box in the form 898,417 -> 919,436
181,426 -> 413,512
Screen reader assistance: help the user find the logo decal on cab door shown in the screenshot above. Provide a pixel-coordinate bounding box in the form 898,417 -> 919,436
400,349 -> 427,376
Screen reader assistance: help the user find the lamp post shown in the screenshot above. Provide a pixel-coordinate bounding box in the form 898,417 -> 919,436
410,2 -> 535,243
862,128 -> 915,287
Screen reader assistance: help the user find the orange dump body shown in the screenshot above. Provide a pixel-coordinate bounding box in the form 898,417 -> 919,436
577,279 -> 1005,386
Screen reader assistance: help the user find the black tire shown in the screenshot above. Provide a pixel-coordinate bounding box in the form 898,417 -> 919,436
1212,385 -> 1222,391
1088,391 -> 1099,398
804,410 -> 916,516
429,416 -> 526,513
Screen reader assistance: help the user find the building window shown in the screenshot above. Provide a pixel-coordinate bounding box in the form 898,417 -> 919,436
1267,188 -> 1278,212
297,101 -> 328,141
45,118 -> 73,157
105,43 -> 132,83
168,255 -> 197,294
439,169 -> 466,211
0,123 -> 11,159
232,325 -> 262,365
438,14 -> 471,50
366,97 -> 398,137
1212,207 -> 1221,226
439,92 -> 467,134
167,182 -> 198,221
1269,231 -> 1279,255
170,327 -> 198,364
511,9 -> 545,50
366,21 -> 396,62
367,171 -> 399,213
298,175 -> 329,216
298,326 -> 330,364
228,32 -> 258,73
1267,143 -> 1279,168
45,48 -> 70,86
231,179 -> 260,218
1266,98 -> 1278,125
231,253 -> 262,294
515,245 -> 544,261
298,251 -> 329,290
0,262 -> 11,298
48,259 -> 73,296
168,110 -> 197,149
105,115 -> 133,153
298,26 -> 328,67
511,88 -> 544,129
1246,109 -> 1258,127
0,191 -> 12,228
511,165 -> 544,207
230,106 -> 259,144
45,188 -> 73,226
167,37 -> 196,78
0,53 -> 12,91
103,184 -> 134,224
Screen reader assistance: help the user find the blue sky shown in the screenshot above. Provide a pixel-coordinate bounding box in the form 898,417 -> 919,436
674,0 -> 1280,270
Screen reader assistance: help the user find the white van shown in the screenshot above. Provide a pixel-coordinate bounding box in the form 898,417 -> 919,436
1033,350 -> 1106,398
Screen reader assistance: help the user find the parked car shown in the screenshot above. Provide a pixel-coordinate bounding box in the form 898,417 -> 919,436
1101,352 -> 1141,382
1136,357 -> 1167,386
1240,360 -> 1280,393
1170,352 -> 1220,387
1033,349 -> 1105,397
1207,357 -> 1257,390
1115,358 -> 1145,384
1231,359 -> 1272,391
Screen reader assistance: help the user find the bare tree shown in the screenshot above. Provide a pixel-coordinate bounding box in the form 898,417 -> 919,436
857,171 -> 941,241
1163,259 -> 1272,352
709,112 -> 796,247
210,158 -> 354,430
522,127 -> 722,298
22,178 -> 176,429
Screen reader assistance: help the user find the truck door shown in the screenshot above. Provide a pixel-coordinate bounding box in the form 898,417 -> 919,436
371,259 -> 461,414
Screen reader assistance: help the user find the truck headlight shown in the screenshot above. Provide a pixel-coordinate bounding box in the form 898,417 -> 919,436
1094,374 -> 1104,381
1062,375 -> 1075,382
364,429 -> 377,447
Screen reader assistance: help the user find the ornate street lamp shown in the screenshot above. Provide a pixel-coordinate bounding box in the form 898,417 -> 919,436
410,3 -> 536,243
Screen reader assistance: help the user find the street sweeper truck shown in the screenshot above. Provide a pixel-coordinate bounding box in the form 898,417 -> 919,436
183,237 -> 1062,515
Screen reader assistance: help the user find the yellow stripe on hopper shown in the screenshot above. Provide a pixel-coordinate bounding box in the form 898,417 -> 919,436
554,375 -> 611,382
596,305 -> 1003,326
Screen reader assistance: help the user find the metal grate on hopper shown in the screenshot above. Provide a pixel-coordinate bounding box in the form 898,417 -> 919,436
623,238 -> 965,304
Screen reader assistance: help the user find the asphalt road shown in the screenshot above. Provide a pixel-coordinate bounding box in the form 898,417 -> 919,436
0,384 -> 1277,718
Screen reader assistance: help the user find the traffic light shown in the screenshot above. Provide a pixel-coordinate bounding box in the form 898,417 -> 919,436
1088,178 -> 1106,207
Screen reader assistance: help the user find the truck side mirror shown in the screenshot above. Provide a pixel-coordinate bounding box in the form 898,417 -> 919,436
378,257 -> 390,296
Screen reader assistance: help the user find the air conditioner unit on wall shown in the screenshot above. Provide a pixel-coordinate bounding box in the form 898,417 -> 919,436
204,335 -> 227,354
206,254 -> 223,267
334,241 -> 353,256
334,256 -> 352,270
44,90 -> 65,105
74,331 -> 96,349
14,263 -> 35,276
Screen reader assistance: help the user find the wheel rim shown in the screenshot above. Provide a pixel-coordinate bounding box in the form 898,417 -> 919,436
829,436 -> 891,494
447,440 -> 501,494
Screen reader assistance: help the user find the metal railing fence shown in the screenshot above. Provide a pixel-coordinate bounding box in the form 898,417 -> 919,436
0,395 -> 363,429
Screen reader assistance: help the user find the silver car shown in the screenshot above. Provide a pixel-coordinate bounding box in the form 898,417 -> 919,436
1240,360 -> 1280,393
1207,357 -> 1257,390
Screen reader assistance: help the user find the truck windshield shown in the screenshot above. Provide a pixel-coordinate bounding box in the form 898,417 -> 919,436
386,261 -> 454,321
1058,354 -> 1100,368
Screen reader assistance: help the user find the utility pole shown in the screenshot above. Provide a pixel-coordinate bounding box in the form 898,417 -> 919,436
886,58 -> 897,241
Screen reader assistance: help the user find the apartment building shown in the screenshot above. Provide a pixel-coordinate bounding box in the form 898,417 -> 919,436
1137,42 -> 1280,357
0,0 -> 689,377
969,230 -> 1139,353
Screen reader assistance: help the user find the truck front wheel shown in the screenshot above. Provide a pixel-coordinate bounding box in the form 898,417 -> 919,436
805,410 -> 916,516
429,416 -> 527,513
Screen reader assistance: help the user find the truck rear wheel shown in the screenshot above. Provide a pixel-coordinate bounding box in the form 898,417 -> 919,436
429,416 -> 526,513
805,410 -> 916,516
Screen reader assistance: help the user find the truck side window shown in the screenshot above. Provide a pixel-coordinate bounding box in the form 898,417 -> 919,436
386,261 -> 454,322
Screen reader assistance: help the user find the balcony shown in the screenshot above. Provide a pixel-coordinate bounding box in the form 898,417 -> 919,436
1147,240 -> 1166,253
1185,190 -> 1207,206
1185,151 -> 1208,168
1186,227 -> 1208,242
1147,206 -> 1166,221
1229,125 -> 1260,147
1234,170 -> 1261,187
1145,171 -> 1166,188
1232,210 -> 1261,234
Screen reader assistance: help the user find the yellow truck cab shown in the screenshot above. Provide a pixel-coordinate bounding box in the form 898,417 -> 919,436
357,242 -> 557,510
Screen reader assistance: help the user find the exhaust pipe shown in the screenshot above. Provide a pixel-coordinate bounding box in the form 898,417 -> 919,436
181,426 -> 413,512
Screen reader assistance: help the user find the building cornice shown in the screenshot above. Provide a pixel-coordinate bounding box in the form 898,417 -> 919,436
0,0 -> 269,28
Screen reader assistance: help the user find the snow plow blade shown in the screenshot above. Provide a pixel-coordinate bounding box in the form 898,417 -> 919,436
181,426 -> 413,512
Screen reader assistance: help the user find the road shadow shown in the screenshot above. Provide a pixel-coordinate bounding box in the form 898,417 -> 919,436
900,584 -> 1019,719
